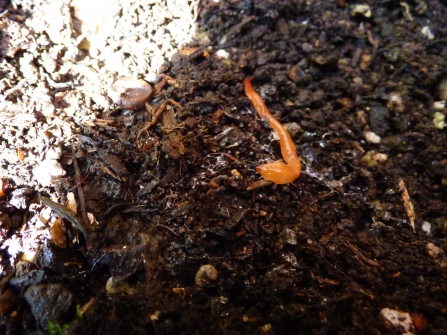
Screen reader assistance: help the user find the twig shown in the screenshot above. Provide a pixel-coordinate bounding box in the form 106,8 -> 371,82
79,297 -> 96,316
341,237 -> 380,267
166,98 -> 184,110
73,156 -> 89,228
246,179 -> 273,191
156,224 -> 182,239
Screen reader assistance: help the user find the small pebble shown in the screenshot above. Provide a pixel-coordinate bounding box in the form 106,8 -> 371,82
283,122 -> 302,137
362,150 -> 388,168
426,243 -> 446,267
106,277 -> 137,295
433,112 -> 445,129
422,221 -> 431,235
215,49 -> 229,59
34,159 -> 66,187
195,264 -> 218,287
351,4 -> 371,17
386,93 -> 405,113
41,104 -> 55,117
364,131 -> 381,144
282,227 -> 297,245
144,73 -> 163,84
301,42 -> 314,53
433,101 -> 445,110
421,26 -> 434,40
108,77 -> 153,111
380,308 -> 415,335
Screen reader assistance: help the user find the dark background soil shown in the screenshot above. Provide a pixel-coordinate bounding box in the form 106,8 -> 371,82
1,0 -> 447,334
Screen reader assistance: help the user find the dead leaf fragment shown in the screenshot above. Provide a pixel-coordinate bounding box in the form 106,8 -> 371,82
336,97 -> 355,111
79,297 -> 96,316
359,53 -> 372,70
66,192 -> 77,213
17,148 -> 25,163
179,47 -> 200,56
172,287 -> 186,299
398,179 -> 415,232
51,218 -> 67,248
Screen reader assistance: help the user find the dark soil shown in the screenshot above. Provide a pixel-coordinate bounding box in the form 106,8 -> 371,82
1,0 -> 447,334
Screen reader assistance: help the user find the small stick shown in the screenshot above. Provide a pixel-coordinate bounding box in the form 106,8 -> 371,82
156,224 -> 182,239
73,156 -> 89,227
342,238 -> 380,267
79,297 -> 96,316
223,153 -> 243,165
246,179 -> 273,191
166,98 -> 184,110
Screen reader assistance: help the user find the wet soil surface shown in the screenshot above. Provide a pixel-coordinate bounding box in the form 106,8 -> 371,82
1,0 -> 447,334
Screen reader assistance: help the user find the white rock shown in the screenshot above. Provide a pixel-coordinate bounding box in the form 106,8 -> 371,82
422,221 -> 431,235
351,4 -> 371,18
34,159 -> 66,187
216,49 -> 230,59
41,104 -> 55,117
421,26 -> 435,40
364,131 -> 381,143
433,101 -> 445,110
46,147 -> 62,160
380,308 -> 414,335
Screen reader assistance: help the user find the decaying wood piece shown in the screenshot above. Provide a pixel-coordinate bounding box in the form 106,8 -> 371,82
137,99 -> 184,140
398,179 -> 416,232
160,104 -> 185,160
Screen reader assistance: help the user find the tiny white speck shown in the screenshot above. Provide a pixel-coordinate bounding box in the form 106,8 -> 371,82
421,26 -> 435,40
216,49 -> 230,59
422,221 -> 431,235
